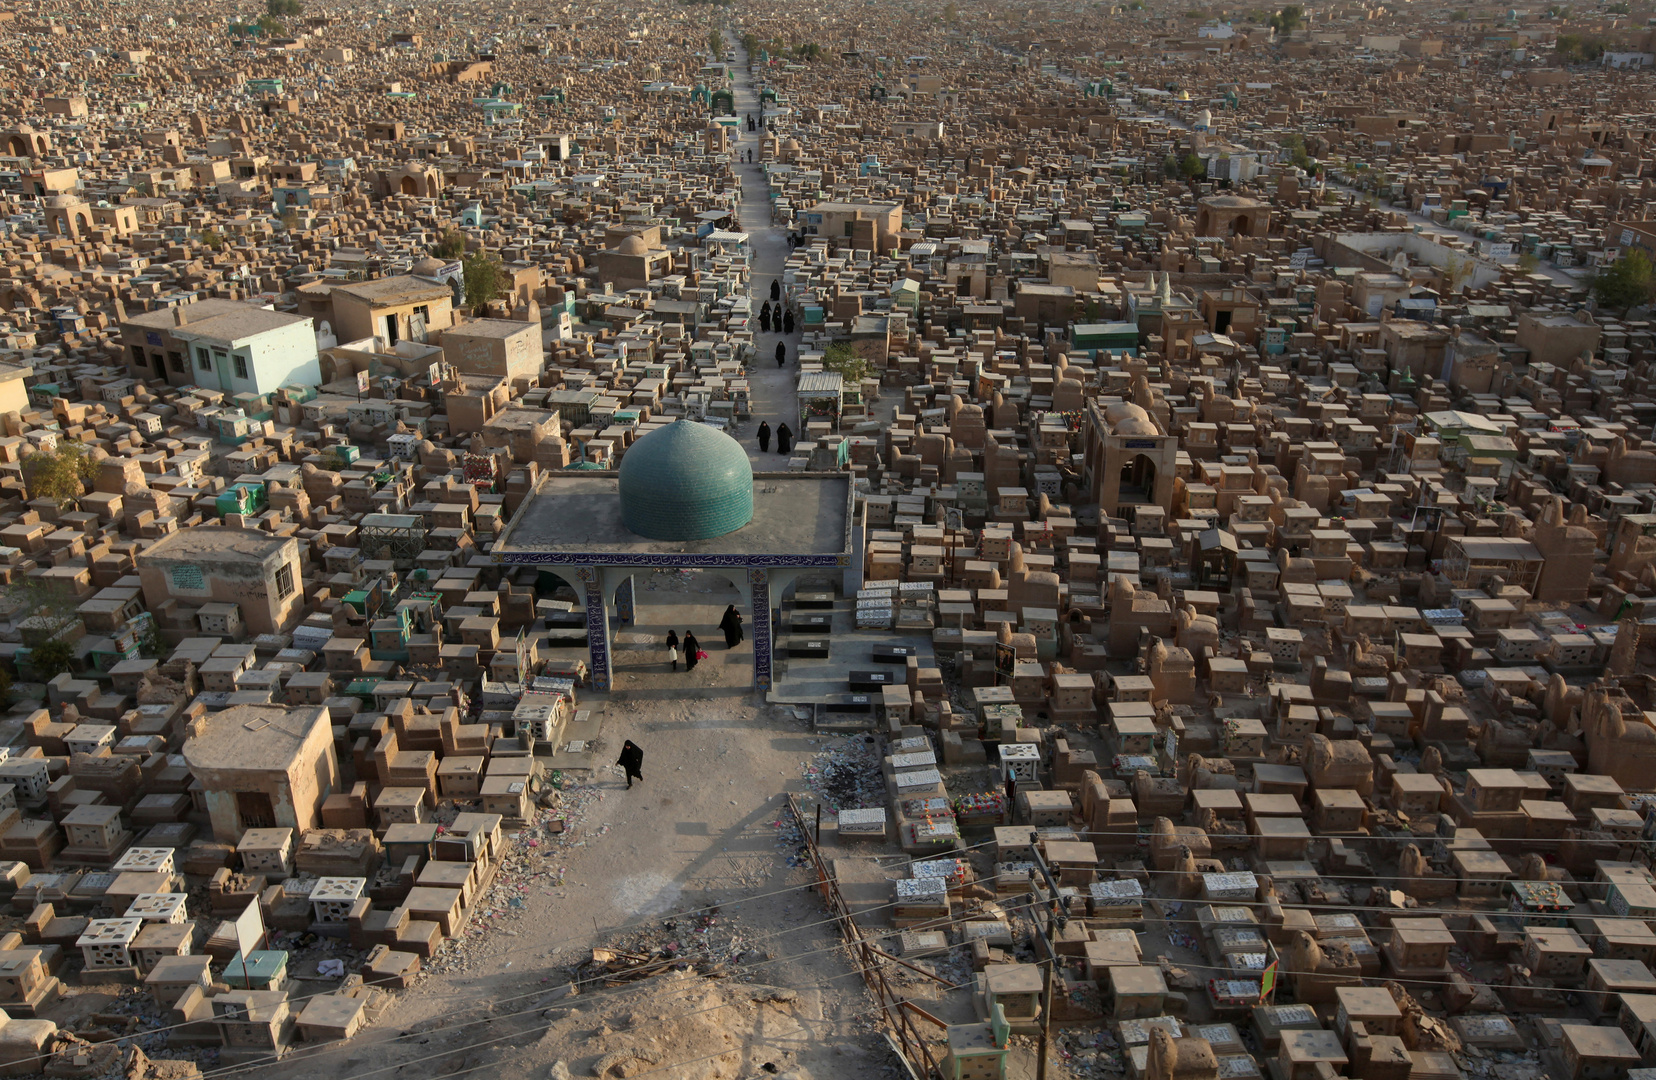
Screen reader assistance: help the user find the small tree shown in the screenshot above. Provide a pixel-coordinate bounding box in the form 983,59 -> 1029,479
1556,33 -> 1606,61
1442,254 -> 1476,295
708,30 -> 724,57
1280,133 -> 1313,171
6,578 -> 79,682
462,251 -> 507,313
267,0 -> 303,15
1517,251 -> 1541,274
28,640 -> 75,681
822,341 -> 873,385
1593,249 -> 1656,313
431,228 -> 466,260
1163,154 -> 1180,178
22,442 -> 96,508
1269,3 -> 1303,34
1179,152 -> 1206,180
198,228 -> 225,251
134,618 -> 162,660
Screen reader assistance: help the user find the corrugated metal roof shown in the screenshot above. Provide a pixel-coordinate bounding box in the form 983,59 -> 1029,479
797,372 -> 844,394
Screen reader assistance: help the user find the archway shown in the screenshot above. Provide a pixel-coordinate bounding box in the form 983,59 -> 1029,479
600,567 -> 756,690
534,569 -> 578,599
1231,215 -> 1250,236
1119,453 -> 1158,504
400,175 -> 419,195
4,136 -> 25,157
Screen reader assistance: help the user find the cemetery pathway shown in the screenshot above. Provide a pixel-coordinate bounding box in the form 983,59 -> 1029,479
729,37 -> 800,462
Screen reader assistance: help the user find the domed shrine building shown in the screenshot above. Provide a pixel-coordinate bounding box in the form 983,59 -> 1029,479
491,419 -> 856,691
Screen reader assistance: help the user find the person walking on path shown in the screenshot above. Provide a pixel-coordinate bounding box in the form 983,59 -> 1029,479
684,631 -> 701,672
775,341 -> 786,367
783,310 -> 795,335
720,605 -> 744,648
758,305 -> 771,333
757,421 -> 771,453
665,629 -> 680,672
770,279 -> 781,302
776,423 -> 793,455
618,740 -> 644,789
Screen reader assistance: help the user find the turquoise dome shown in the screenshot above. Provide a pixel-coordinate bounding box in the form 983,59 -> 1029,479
619,419 -> 754,541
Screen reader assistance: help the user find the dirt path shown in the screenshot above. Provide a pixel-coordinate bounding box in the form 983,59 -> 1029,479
728,38 -> 800,462
247,571 -> 885,1079
245,46 -> 878,1080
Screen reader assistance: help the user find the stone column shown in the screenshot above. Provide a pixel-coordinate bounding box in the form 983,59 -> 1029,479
578,566 -> 612,692
750,567 -> 772,692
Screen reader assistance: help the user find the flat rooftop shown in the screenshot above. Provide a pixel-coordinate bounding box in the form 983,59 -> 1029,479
495,471 -> 853,561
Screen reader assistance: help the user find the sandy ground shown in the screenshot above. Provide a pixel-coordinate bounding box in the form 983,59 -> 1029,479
233,575 -> 892,1080
728,37 -> 802,462
240,42 -> 939,1080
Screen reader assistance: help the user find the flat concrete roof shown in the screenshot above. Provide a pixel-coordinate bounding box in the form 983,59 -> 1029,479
444,318 -> 536,340
334,276 -> 453,305
183,703 -> 328,773
138,526 -> 293,564
493,471 -> 852,565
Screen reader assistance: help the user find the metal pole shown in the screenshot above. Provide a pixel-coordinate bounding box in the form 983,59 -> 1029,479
1028,834 -> 1067,1080
1036,953 -> 1054,1080
1026,838 -> 1066,1080
814,803 -> 821,846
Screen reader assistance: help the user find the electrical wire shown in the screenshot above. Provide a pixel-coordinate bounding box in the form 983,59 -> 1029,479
275,959 -> 1046,1080
201,893 -> 1064,1079
0,823 -> 994,1070
203,816 -> 1624,1078
20,764 -> 1622,1068
33,797 -> 1625,1065
182,835 -> 1021,1074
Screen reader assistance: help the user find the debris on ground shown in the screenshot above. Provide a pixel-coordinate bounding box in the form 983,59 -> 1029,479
797,736 -> 885,812
423,782 -> 606,977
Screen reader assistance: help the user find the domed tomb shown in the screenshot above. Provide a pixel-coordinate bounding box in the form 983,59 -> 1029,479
618,419 -> 754,541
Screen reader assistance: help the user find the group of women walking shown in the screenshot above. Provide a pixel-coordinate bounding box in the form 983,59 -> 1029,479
662,605 -> 746,674
763,278 -> 795,367
757,300 -> 795,336
755,421 -> 792,455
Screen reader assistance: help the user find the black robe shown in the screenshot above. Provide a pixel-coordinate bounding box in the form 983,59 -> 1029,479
720,606 -> 744,648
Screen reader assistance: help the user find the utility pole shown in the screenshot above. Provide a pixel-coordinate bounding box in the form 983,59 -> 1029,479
1028,831 -> 1068,1080
944,505 -> 963,586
